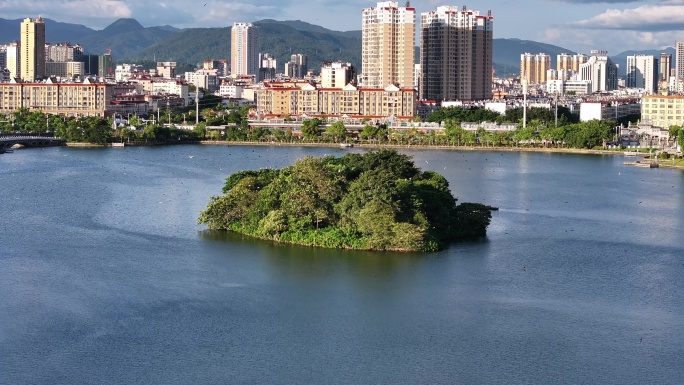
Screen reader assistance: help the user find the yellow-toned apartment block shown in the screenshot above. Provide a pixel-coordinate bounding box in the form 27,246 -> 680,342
641,95 -> 684,128
257,82 -> 415,118
0,79 -> 113,117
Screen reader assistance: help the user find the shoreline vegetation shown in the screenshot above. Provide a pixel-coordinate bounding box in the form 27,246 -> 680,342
197,141 -> 684,168
198,150 -> 494,252
5,103 -> 683,168
60,140 -> 684,168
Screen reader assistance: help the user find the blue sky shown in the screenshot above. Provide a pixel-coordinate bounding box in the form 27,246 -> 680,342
1,0 -> 681,53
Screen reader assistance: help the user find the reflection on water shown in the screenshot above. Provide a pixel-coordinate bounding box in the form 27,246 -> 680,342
200,229 -> 427,279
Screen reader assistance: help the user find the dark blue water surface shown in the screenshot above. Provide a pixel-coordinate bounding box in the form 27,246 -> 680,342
1,145 -> 683,384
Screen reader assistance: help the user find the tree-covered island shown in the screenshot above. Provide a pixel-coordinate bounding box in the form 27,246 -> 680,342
199,150 -> 493,252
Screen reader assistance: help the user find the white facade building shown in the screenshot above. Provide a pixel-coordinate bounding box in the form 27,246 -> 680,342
2,42 -> 20,80
185,69 -> 220,92
626,55 -> 657,93
130,79 -> 189,106
579,53 -> 618,92
546,79 -> 592,95
115,63 -> 145,82
231,22 -> 259,76
580,101 -> 641,122
219,84 -> 244,99
321,62 -> 355,89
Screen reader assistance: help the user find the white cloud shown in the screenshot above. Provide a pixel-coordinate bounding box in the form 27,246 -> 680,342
542,27 -> 683,54
197,2 -> 279,24
570,3 -> 684,31
0,0 -> 131,21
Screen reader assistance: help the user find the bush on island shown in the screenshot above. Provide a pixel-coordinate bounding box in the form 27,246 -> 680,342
199,150 -> 493,252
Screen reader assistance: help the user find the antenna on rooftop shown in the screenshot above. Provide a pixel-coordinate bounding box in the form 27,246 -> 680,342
405,1 -> 410,7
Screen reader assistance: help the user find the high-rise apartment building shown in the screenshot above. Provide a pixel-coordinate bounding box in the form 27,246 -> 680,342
285,54 -> 308,79
420,6 -> 493,101
231,23 -> 259,76
0,47 -> 6,80
660,53 -> 672,82
20,17 -> 45,81
1,42 -> 20,80
361,1 -> 415,89
83,55 -> 99,76
520,53 -> 551,84
626,54 -> 657,93
98,53 -> 114,79
579,51 -> 618,92
676,42 -> 684,80
257,53 -> 277,81
557,53 -> 588,72
45,43 -> 83,62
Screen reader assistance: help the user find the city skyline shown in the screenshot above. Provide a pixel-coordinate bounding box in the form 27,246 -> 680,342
0,0 -> 681,54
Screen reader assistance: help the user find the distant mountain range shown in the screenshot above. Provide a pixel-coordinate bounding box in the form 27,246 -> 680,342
0,17 -> 673,77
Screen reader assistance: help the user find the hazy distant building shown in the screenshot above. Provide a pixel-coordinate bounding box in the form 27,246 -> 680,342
115,63 -> 145,82
185,69 -> 219,91
579,51 -> 618,92
0,47 -> 5,76
257,53 -> 277,81
203,59 -> 228,76
98,53 -> 114,79
660,53 -> 672,82
45,43 -> 83,62
285,54 -> 307,78
156,61 -> 176,78
83,54 -> 99,76
420,6 -> 494,101
231,22 -> 259,76
557,53 -> 588,72
520,53 -> 551,84
361,1 -> 415,88
626,54 -> 657,93
321,61 -> 356,88
677,42 -> 684,79
45,61 -> 84,78
20,17 -> 45,81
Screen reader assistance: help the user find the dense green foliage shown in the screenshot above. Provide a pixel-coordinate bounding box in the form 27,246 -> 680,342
0,108 -> 203,144
199,150 -> 493,252
426,106 -> 579,126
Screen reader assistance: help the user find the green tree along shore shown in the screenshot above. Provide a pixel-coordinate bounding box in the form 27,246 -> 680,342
4,103 -> 684,153
199,150 -> 493,252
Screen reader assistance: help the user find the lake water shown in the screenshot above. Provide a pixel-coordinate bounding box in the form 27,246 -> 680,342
1,145 -> 683,384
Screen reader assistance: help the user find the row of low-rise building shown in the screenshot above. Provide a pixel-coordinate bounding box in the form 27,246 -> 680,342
256,82 -> 415,119
0,78 -> 111,116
